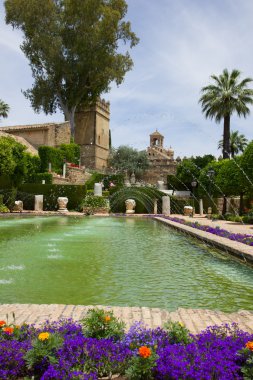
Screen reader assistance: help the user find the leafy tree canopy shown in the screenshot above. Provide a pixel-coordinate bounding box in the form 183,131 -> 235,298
5,0 -> 139,136
109,145 -> 149,176
218,130 -> 248,158
0,99 -> 10,120
0,136 -> 30,185
175,154 -> 216,190
199,69 -> 253,159
240,140 -> 253,194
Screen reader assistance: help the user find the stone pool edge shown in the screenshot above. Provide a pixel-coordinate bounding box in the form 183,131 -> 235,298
155,216 -> 253,266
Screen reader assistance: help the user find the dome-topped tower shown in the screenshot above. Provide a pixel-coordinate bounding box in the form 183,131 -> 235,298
143,130 -> 179,184
150,130 -> 164,148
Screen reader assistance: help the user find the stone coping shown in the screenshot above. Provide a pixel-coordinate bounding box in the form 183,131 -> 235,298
0,304 -> 252,334
155,217 -> 253,266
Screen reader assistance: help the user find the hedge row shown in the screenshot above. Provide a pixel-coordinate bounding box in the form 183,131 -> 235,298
18,183 -> 86,211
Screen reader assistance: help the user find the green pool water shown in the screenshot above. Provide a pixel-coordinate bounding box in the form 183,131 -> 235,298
0,216 -> 253,312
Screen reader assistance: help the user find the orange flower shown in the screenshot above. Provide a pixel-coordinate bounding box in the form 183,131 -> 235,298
139,346 -> 152,358
104,315 -> 111,322
246,341 -> 253,351
3,327 -> 14,335
0,320 -> 6,327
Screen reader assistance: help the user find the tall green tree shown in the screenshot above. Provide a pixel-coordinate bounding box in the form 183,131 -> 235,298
109,146 -> 149,176
5,0 -> 139,136
199,69 -> 253,159
0,99 -> 9,120
218,130 -> 248,158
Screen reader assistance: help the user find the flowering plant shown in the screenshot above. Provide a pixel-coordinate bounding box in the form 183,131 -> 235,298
81,308 -> 125,340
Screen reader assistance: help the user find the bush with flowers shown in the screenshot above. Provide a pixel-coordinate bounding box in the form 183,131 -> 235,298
0,312 -> 253,379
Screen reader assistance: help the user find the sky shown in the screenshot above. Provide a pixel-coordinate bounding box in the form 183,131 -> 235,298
1,0 -> 253,158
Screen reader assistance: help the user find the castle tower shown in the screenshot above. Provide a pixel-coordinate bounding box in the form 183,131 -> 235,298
150,130 -> 164,148
74,99 -> 110,170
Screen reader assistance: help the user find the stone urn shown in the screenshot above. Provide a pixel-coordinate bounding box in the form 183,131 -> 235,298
13,200 -> 23,212
184,205 -> 193,216
125,199 -> 136,214
57,197 -> 69,212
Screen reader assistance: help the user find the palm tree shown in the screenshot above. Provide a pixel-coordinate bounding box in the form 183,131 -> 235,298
0,100 -> 10,120
199,69 -> 253,159
218,130 -> 248,158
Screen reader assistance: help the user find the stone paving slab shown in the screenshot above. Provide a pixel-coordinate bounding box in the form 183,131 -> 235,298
0,304 -> 253,334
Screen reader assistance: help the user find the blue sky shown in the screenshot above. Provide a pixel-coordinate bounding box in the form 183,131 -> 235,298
1,0 -> 253,158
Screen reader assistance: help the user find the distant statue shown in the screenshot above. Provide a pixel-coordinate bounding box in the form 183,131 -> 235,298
125,199 -> 136,214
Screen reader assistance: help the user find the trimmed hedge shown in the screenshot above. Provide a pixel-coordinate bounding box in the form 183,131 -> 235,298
19,183 -> 86,211
29,173 -> 53,184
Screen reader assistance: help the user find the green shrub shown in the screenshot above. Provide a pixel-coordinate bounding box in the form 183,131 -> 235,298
125,349 -> 157,380
242,215 -> 253,224
81,195 -> 108,208
210,214 -> 223,220
25,331 -> 63,376
163,320 -> 192,345
38,146 -> 64,173
81,308 -> 125,341
59,143 -> 80,164
1,188 -> 17,211
0,204 -> 9,213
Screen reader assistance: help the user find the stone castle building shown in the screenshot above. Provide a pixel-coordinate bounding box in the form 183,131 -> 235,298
142,130 -> 179,184
0,99 -> 110,171
75,99 -> 110,171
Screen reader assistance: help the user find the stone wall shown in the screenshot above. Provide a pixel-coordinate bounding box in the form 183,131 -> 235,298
0,122 -> 71,149
142,164 -> 177,185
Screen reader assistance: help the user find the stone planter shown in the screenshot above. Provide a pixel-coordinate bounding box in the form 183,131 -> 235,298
125,199 -> 136,214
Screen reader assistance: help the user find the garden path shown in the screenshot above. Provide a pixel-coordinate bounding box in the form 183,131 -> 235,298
0,304 -> 252,334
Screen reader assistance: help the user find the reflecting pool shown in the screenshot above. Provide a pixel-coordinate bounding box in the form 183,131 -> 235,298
0,216 -> 252,311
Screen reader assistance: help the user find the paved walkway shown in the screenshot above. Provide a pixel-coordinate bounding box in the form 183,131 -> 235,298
177,214 -> 253,235
0,304 -> 253,334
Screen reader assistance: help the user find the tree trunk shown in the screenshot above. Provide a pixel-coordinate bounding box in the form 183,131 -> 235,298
58,97 -> 76,139
239,192 -> 244,216
222,196 -> 227,215
223,115 -> 230,159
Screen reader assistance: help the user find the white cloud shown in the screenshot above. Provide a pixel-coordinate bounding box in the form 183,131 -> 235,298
1,0 -> 253,156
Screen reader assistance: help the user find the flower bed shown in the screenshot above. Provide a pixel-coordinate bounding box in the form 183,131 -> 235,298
164,216 -> 253,247
0,309 -> 253,379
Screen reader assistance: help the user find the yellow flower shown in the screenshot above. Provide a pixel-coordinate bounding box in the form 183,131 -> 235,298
38,332 -> 50,341
178,322 -> 184,327
104,315 -> 111,322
